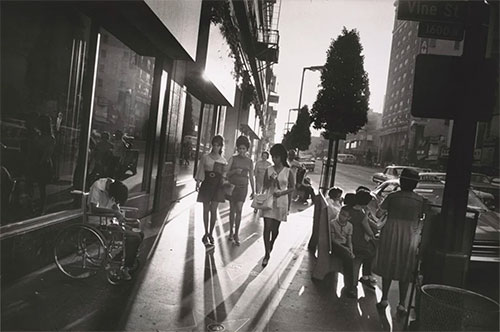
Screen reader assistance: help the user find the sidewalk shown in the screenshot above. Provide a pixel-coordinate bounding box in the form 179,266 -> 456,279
1,192 -> 408,331
118,196 -> 406,331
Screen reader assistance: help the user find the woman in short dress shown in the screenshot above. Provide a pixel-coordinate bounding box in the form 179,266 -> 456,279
374,168 -> 424,315
260,144 -> 295,267
254,151 -> 272,194
195,135 -> 227,247
227,136 -> 255,246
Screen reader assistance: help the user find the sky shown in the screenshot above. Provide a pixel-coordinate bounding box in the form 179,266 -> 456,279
273,0 -> 396,140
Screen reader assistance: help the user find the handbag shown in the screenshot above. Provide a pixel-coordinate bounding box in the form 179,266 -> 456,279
251,192 -> 273,210
222,182 -> 235,199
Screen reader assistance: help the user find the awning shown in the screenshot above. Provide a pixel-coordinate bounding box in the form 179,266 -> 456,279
240,124 -> 260,140
185,65 -> 233,107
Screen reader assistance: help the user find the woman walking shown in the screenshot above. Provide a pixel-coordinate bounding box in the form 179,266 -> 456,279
374,168 -> 424,315
195,135 -> 227,247
254,151 -> 272,213
260,144 -> 295,267
227,136 -> 255,246
254,151 -> 272,194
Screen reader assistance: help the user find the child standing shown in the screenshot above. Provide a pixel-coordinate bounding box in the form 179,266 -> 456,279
350,190 -> 377,291
329,206 -> 356,298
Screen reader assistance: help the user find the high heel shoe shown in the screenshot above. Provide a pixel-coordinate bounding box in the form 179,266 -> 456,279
262,256 -> 269,267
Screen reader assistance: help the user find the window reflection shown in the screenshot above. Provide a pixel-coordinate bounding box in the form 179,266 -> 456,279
0,3 -> 90,224
88,28 -> 155,195
178,93 -> 201,184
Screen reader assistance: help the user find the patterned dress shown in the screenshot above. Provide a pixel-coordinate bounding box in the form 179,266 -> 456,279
374,190 -> 424,281
228,154 -> 253,202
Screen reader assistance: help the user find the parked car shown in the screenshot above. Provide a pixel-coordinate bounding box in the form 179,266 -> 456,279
337,153 -> 356,164
297,157 -> 315,172
372,179 -> 500,263
424,172 -> 498,210
372,165 -> 431,184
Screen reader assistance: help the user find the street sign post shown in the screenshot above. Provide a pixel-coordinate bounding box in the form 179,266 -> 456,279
397,0 -> 466,23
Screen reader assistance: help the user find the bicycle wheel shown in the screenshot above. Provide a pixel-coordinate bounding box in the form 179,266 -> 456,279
54,224 -> 107,279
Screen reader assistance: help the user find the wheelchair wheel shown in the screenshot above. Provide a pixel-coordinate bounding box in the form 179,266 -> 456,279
54,224 -> 107,279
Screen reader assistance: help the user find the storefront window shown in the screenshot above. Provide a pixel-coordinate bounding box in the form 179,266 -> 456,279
88,28 -> 155,195
1,3 -> 91,224
178,93 -> 202,184
200,104 -> 215,155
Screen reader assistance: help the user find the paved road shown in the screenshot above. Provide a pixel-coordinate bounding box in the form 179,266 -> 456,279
307,161 -> 383,194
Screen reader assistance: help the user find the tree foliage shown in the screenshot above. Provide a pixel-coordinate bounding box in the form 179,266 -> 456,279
311,27 -> 370,139
282,105 -> 312,151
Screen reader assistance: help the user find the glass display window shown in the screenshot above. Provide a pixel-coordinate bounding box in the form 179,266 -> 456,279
1,3 -> 91,224
88,28 -> 156,195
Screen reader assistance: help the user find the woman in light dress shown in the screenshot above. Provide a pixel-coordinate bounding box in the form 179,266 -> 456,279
260,144 -> 295,267
374,168 -> 424,315
195,135 -> 227,248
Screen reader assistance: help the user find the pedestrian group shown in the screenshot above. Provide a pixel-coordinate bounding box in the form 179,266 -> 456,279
195,135 -> 425,315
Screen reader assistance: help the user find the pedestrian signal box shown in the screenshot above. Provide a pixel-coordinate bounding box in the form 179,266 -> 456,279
411,54 -> 497,121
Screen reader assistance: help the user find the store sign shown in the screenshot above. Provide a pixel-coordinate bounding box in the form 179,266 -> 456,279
397,1 -> 466,24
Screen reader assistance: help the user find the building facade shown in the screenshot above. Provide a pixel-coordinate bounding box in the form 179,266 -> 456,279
380,3 -> 498,173
0,0 -> 280,282
342,110 -> 382,165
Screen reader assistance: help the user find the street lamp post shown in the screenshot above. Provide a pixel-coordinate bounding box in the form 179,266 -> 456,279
297,65 -> 324,111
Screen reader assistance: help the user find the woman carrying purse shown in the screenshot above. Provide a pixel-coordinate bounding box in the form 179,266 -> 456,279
260,144 -> 295,267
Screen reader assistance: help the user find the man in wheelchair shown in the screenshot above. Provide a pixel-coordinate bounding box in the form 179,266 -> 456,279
88,177 -> 143,280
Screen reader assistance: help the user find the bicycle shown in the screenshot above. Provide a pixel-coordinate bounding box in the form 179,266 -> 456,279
54,199 -> 141,285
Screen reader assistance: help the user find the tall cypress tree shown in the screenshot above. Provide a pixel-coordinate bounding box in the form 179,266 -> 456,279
282,105 -> 312,152
311,27 -> 370,189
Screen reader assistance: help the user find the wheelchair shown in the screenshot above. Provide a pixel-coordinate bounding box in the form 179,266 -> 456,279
53,192 -> 141,285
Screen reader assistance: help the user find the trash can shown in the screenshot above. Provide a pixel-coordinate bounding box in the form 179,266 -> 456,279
419,284 -> 499,331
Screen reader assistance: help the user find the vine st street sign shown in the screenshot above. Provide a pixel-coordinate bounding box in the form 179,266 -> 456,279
397,1 -> 466,24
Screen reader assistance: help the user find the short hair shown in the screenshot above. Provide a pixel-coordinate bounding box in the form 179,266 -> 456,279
343,193 -> 356,207
211,135 -> 224,155
261,151 -> 269,158
270,144 -> 289,167
328,187 -> 343,200
355,190 -> 372,206
400,168 -> 419,191
109,181 -> 128,205
235,135 -> 250,149
339,206 -> 351,216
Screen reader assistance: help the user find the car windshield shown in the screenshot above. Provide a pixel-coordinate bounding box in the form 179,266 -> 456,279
414,186 -> 489,211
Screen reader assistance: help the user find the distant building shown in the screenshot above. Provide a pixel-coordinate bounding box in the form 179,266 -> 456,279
379,7 -> 462,168
380,3 -> 498,174
342,110 -> 382,165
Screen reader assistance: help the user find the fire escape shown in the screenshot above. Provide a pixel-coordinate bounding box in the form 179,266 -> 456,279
256,0 -> 281,66
232,0 -> 281,105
